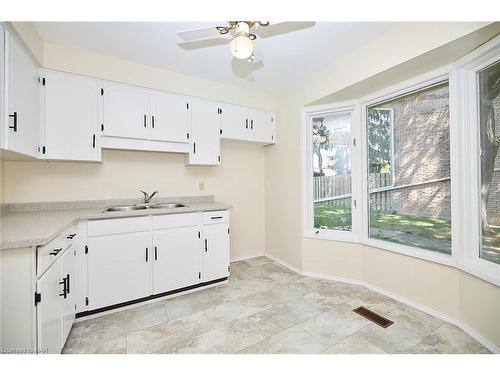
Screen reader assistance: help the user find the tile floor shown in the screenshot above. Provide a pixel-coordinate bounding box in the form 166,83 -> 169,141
63,256 -> 490,354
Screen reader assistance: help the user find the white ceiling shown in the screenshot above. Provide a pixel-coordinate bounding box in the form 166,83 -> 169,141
34,22 -> 397,93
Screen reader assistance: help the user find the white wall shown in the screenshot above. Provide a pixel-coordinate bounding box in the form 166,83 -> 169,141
265,22 -> 500,349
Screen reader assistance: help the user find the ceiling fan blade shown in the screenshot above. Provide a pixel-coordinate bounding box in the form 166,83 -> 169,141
256,21 -> 316,38
178,38 -> 230,50
176,26 -> 220,41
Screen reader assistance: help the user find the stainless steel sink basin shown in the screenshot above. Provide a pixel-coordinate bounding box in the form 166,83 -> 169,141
106,204 -> 149,212
149,203 -> 186,209
105,203 -> 186,212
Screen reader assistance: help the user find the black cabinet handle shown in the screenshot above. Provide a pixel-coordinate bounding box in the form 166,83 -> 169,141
49,248 -> 63,256
145,247 -> 149,262
245,119 -> 248,129
154,246 -> 158,261
9,112 -> 17,132
66,274 -> 70,295
144,114 -> 147,127
92,134 -> 96,148
59,278 -> 67,298
211,216 -> 223,220
193,142 -> 196,154
152,115 -> 155,128
204,239 -> 208,252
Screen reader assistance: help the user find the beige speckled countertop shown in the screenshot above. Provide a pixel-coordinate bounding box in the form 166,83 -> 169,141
0,195 -> 231,250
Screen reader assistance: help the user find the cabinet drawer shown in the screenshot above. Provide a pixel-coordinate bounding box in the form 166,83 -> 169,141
37,224 -> 76,277
88,216 -> 150,237
202,211 -> 229,225
152,212 -> 201,230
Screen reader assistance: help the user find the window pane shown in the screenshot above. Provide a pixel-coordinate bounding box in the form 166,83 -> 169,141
312,113 -> 352,231
478,60 -> 500,265
367,82 -> 451,254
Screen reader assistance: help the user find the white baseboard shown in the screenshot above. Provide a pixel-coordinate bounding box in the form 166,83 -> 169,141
230,252 -> 266,263
263,252 -> 500,354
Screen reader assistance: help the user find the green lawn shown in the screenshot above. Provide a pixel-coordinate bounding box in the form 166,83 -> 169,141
314,203 -> 500,262
314,203 -> 451,240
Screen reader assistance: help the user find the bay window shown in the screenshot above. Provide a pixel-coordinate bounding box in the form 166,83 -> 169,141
303,35 -> 500,286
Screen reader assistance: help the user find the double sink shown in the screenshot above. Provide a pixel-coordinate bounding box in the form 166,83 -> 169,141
105,203 -> 186,212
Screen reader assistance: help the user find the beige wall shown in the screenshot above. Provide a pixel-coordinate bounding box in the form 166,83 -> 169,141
266,22 -> 500,349
2,32 -> 276,261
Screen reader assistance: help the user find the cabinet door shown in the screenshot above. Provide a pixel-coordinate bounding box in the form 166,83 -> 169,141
152,226 -> 201,294
36,258 -> 63,354
220,103 -> 249,141
5,30 -> 40,158
186,98 -> 221,165
88,232 -> 151,310
101,81 -> 149,140
203,224 -> 230,281
42,70 -> 100,161
150,90 -> 189,143
60,247 -> 76,344
249,109 -> 274,143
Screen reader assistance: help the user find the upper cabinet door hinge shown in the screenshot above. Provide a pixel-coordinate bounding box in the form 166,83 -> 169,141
353,138 -> 357,147
34,292 -> 41,306
39,77 -> 46,86
85,297 -> 89,306
85,245 -> 88,254
186,103 -> 189,110
100,88 -> 104,96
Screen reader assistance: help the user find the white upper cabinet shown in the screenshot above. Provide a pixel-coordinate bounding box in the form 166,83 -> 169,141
220,102 -> 276,145
101,81 -> 149,140
186,97 -> 221,166
3,29 -> 41,158
220,103 -> 249,141
150,89 -> 190,144
41,70 -> 101,161
252,109 -> 276,144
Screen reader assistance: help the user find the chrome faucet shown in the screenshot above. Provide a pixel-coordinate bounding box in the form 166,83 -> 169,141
140,190 -> 159,204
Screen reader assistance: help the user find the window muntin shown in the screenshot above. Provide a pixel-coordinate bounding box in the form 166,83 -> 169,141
478,60 -> 500,265
367,82 -> 452,255
312,113 -> 352,231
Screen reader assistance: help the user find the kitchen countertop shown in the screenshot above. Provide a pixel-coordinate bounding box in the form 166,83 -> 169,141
0,196 -> 231,250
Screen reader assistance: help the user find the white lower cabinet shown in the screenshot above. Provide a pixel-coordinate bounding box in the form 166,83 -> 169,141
86,211 -> 230,311
36,247 -> 76,354
202,222 -> 230,282
87,232 -> 151,310
152,226 -> 201,293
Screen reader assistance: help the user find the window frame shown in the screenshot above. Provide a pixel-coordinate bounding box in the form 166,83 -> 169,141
451,36 -> 500,286
360,68 -> 455,266
302,101 -> 362,243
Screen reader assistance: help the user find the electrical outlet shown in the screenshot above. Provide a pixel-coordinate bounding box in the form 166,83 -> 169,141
198,182 -> 205,192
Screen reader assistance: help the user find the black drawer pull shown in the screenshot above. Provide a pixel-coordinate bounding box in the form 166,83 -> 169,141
152,115 -> 155,128
49,248 -> 63,256
204,239 -> 208,252
9,112 -> 17,132
211,216 -> 223,220
154,246 -> 158,261
66,274 -> 70,295
145,247 -> 149,262
144,114 -> 147,127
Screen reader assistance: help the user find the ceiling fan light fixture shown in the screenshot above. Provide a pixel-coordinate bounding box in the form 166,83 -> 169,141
230,34 -> 254,60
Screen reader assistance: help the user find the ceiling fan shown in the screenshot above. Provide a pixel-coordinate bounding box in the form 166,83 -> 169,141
176,21 -> 315,61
